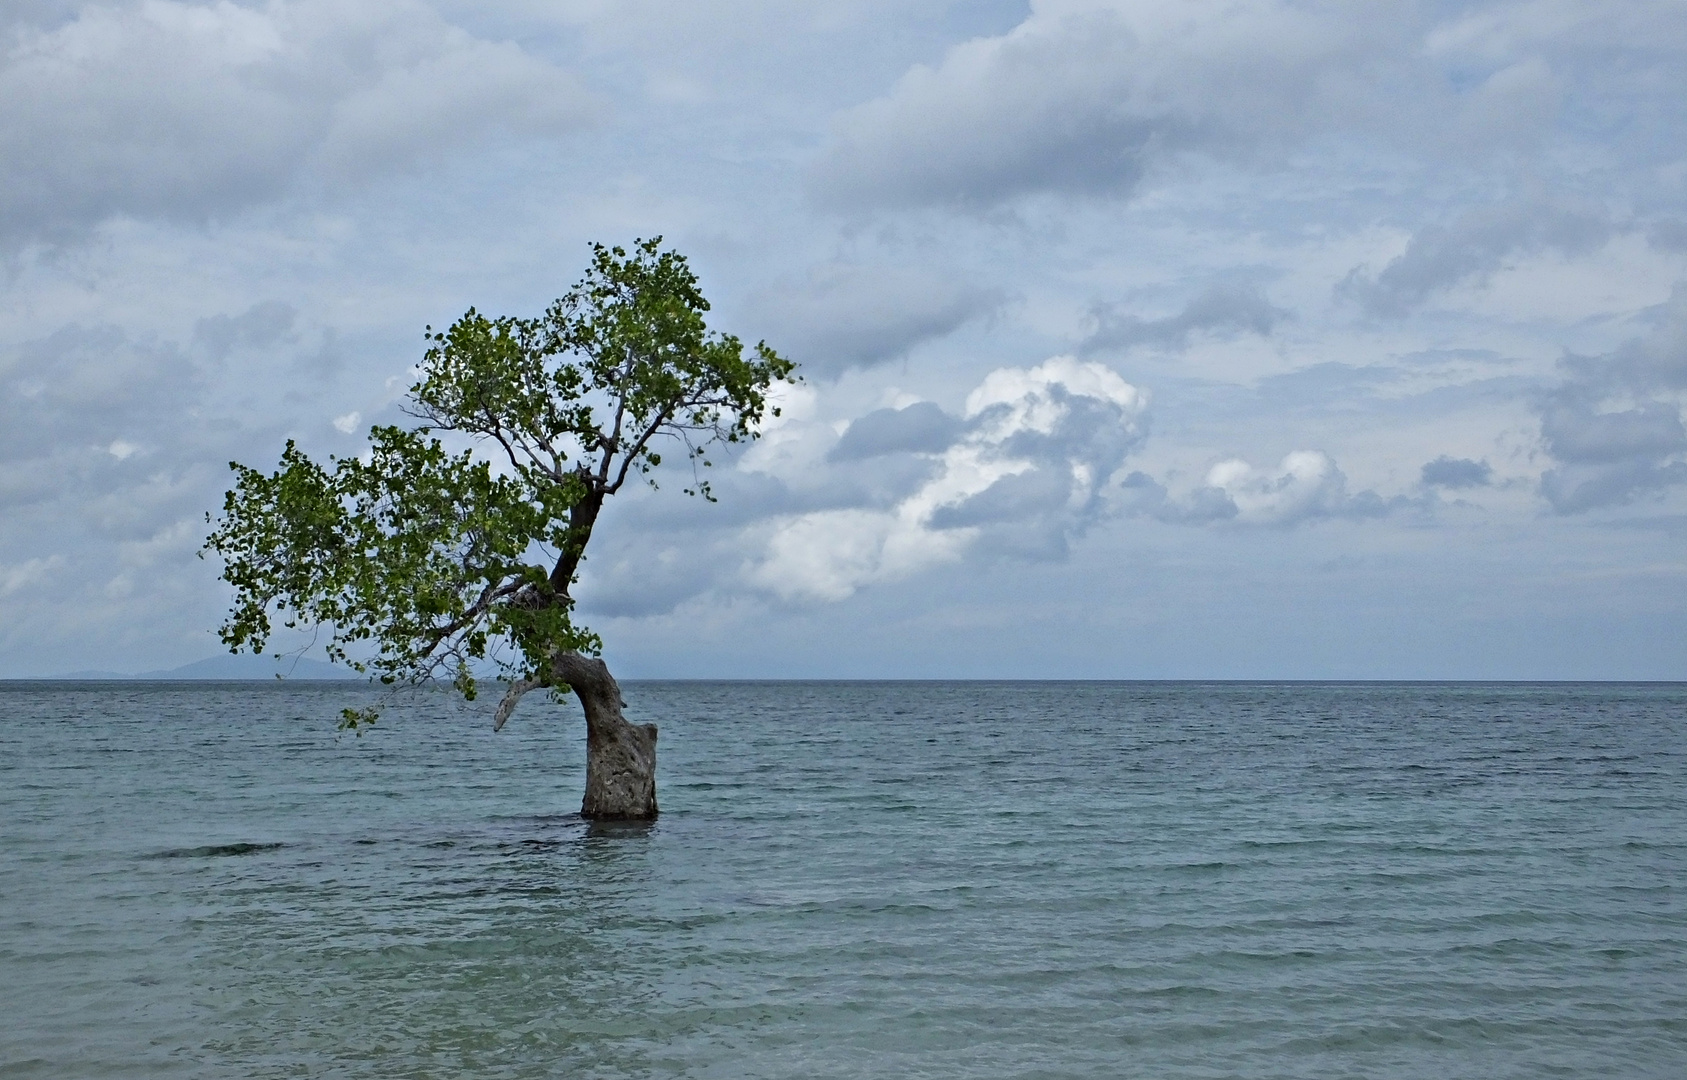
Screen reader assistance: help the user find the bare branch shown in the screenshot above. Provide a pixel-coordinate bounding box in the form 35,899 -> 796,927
492,674 -> 542,731
482,418 -> 525,474
608,406 -> 677,493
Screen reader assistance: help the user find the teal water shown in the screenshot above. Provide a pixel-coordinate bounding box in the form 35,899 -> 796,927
2,681 -> 1684,1078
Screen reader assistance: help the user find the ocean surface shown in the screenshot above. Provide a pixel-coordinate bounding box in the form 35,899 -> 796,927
2,680 -> 1684,1079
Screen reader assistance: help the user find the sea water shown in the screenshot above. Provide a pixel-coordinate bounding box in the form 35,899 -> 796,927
2,681 -> 1683,1078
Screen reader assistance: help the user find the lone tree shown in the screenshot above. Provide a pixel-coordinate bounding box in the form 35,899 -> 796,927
204,239 -> 795,820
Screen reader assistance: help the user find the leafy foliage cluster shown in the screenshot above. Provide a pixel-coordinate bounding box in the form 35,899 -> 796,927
204,240 -> 795,727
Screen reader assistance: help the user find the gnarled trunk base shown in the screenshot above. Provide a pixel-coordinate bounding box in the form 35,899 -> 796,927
552,653 -> 657,820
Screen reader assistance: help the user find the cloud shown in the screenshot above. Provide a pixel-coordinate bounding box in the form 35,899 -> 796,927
1539,397 -> 1687,512
0,305 -> 361,545
1420,456 -> 1493,488
829,401 -> 963,461
0,299 -> 415,673
0,301 -> 323,490
1648,218 -> 1687,252
0,319 -> 237,669
1341,198 -> 1613,316
193,301 -> 298,360
1,323 -> 200,485
1541,400 -> 1684,464
811,2 -> 1336,209
747,356 -> 1146,600
811,0 -> 1687,213
1083,282 -> 1285,354
1122,450 -> 1390,526
1558,291 -> 1687,395
0,0 -> 593,245
0,554 -> 63,597
1537,284 -> 1687,513
744,261 -> 1001,377
804,2 -> 1497,211
576,531 -> 744,619
1203,452 -> 1371,525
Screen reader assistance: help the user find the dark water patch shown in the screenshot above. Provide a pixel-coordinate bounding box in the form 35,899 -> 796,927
143,841 -> 286,859
582,819 -> 658,841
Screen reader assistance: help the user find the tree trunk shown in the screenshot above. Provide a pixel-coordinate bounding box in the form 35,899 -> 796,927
552,652 -> 658,820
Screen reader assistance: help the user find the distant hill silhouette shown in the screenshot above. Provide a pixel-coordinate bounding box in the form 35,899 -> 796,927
55,654 -> 362,681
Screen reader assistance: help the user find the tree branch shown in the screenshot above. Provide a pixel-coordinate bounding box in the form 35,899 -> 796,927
415,575 -> 510,658
608,406 -> 677,493
492,674 -> 542,731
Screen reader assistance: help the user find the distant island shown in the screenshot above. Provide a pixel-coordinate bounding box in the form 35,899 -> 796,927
53,655 -> 361,681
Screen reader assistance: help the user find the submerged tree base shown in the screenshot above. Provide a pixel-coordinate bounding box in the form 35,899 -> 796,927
492,652 -> 658,820
555,653 -> 658,820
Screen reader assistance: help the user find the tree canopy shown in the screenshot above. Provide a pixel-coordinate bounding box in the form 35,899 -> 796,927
205,239 -> 796,730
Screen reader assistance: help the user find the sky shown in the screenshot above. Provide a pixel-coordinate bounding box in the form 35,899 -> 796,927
1,0 -> 1685,679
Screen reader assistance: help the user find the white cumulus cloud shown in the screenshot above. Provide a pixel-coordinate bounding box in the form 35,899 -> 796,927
1205,451 -> 1363,525
1122,449 -> 1392,526
747,356 -> 1147,601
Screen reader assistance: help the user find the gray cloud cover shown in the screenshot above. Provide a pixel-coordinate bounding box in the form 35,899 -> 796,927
808,0 -> 1687,212
1342,198 -> 1614,316
1083,283 -> 1285,354
810,1 -> 1386,209
744,262 -> 1001,377
829,402 -> 964,461
1420,456 -> 1493,489
0,0 -> 592,245
1536,286 -> 1687,513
